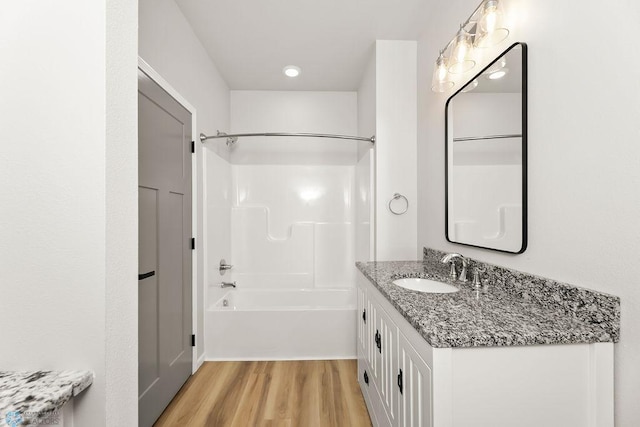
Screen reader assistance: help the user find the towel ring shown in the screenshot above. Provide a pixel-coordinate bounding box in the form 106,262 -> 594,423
388,193 -> 409,215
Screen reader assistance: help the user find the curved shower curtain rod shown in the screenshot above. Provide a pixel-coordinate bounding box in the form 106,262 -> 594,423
199,131 -> 376,146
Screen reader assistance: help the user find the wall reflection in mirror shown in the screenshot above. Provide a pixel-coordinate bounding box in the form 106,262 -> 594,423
445,42 -> 527,254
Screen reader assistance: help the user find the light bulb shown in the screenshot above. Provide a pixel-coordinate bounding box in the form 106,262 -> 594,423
475,0 -> 509,48
431,52 -> 454,92
448,28 -> 476,74
437,61 -> 448,81
484,6 -> 498,31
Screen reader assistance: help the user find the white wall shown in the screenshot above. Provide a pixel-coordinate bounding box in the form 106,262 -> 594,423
203,152 -> 232,314
139,0 -> 231,363
229,91 -> 359,165
106,0 -> 139,424
417,0 -> 640,424
375,41 -> 418,260
0,1 -> 138,425
356,47 -> 376,262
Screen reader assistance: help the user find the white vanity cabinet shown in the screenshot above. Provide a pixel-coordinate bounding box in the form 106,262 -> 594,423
358,273 -> 431,427
356,272 -> 614,427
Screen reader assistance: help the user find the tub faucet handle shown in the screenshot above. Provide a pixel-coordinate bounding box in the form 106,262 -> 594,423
219,259 -> 233,275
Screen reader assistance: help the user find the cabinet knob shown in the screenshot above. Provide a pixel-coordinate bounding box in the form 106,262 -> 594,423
363,370 -> 369,385
398,369 -> 403,394
375,330 -> 382,353
362,309 -> 366,323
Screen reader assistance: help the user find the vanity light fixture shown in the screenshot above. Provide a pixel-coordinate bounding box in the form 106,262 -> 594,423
430,0 -> 512,92
283,65 -> 301,78
475,0 -> 509,48
431,51 -> 455,92
448,27 -> 476,74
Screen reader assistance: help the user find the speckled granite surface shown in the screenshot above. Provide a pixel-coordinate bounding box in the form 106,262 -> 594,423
355,248 -> 620,348
0,370 -> 93,425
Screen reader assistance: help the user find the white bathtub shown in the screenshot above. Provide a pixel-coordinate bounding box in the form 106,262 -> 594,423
205,288 -> 356,360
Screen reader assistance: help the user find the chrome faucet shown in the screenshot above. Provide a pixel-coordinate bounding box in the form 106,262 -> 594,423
440,253 -> 469,283
220,281 -> 237,288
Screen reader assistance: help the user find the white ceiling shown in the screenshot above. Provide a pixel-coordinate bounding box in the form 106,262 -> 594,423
175,0 -> 432,91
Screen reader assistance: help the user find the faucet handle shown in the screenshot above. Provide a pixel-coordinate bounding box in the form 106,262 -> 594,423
472,267 -> 486,288
458,263 -> 469,283
448,262 -> 457,279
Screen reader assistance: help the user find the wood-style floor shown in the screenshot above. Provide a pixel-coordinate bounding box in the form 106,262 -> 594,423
154,360 -> 373,427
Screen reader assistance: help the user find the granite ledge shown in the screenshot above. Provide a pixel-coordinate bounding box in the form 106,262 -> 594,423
424,247 -> 621,341
0,370 -> 93,425
356,251 -> 620,349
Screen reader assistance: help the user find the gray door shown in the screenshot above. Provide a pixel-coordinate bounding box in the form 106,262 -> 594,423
138,69 -> 193,427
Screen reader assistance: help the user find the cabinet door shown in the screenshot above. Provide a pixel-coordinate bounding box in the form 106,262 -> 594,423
366,296 -> 379,381
356,284 -> 373,404
357,285 -> 367,357
398,333 -> 432,427
376,305 -> 399,426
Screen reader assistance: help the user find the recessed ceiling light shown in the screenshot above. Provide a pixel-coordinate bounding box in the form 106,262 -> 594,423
488,68 -> 509,80
283,65 -> 301,78
483,57 -> 507,75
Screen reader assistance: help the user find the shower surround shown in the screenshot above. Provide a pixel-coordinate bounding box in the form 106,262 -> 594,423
204,90 -> 370,360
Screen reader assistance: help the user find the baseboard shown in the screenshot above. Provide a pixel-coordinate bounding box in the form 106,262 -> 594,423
204,355 -> 357,362
195,353 -> 206,371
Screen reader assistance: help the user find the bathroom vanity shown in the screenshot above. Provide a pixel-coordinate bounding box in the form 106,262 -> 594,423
356,249 -> 619,427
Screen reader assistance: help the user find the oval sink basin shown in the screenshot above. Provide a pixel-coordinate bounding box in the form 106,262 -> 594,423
392,278 -> 459,293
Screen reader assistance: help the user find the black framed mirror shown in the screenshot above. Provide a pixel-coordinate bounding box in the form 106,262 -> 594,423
445,42 -> 527,254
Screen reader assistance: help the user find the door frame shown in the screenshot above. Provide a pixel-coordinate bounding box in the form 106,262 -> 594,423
138,58 -> 200,373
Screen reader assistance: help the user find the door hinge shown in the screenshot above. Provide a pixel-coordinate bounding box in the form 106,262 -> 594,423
191,140 -> 195,153
191,238 -> 195,250
191,334 -> 195,347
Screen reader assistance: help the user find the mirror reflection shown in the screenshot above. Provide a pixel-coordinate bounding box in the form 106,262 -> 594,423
445,42 -> 527,254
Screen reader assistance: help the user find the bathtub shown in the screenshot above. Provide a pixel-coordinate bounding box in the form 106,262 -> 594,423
205,288 -> 356,360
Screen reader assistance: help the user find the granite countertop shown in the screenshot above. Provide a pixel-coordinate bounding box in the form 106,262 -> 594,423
0,370 -> 93,426
356,248 -> 620,348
